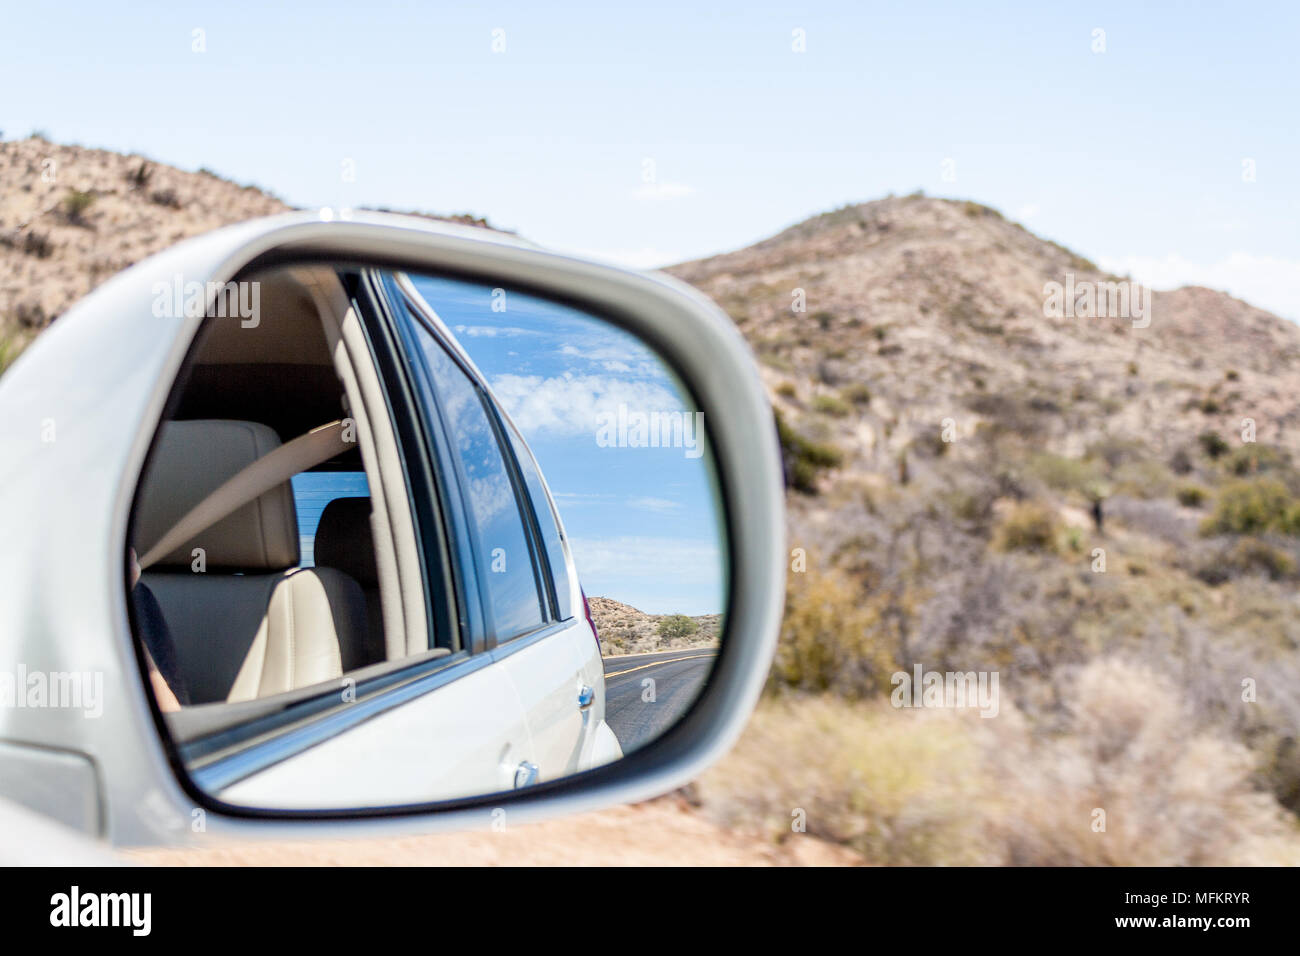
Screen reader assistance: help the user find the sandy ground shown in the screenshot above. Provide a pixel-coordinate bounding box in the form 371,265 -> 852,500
123,797 -> 864,867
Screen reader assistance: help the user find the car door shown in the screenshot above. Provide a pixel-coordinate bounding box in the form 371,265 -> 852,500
498,419 -> 605,776
387,275 -> 589,784
217,659 -> 535,807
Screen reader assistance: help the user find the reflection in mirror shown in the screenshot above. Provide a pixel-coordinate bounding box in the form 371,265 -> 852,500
126,261 -> 727,812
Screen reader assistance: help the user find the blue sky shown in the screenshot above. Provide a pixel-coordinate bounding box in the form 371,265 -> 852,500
2,2 -> 1296,318
410,275 -> 725,616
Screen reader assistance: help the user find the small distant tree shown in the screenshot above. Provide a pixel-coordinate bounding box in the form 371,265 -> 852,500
656,614 -> 698,641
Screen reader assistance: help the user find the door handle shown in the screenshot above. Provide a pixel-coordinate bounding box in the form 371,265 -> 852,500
514,761 -> 539,789
577,685 -> 595,710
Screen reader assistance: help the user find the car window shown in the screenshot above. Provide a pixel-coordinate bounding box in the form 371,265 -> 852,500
405,317 -> 546,641
291,471 -> 370,567
504,423 -> 573,621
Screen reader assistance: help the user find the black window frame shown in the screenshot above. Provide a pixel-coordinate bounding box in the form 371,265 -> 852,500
499,415 -> 573,623
383,271 -> 559,650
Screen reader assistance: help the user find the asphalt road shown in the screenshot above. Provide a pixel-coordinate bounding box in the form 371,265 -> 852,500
602,648 -> 718,754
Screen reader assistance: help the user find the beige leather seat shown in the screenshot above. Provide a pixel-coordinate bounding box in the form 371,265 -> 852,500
135,419 -> 370,704
313,496 -> 386,657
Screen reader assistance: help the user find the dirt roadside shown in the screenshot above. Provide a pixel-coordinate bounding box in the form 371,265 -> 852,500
123,797 -> 864,867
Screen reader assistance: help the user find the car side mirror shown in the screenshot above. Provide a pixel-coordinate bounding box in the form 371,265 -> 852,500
0,211 -> 784,846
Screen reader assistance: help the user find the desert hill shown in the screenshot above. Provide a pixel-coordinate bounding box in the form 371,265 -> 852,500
586,596 -> 721,656
5,138 -> 1299,861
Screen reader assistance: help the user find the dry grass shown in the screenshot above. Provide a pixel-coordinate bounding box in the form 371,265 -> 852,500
700,658 -> 1300,865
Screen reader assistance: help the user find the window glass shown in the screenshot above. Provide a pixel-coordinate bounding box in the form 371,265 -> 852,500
505,424 -> 573,620
291,471 -> 369,567
409,320 -> 545,640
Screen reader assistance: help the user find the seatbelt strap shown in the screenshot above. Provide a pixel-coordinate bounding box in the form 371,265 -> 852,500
139,420 -> 351,570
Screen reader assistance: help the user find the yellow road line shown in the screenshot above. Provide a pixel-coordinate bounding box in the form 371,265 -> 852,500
603,647 -> 720,662
604,654 -> 715,678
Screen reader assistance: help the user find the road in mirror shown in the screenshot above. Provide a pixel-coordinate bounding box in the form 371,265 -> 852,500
127,262 -> 727,811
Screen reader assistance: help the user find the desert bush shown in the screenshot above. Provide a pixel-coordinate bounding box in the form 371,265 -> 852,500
61,188 -> 96,224
967,390 -> 1049,439
1,229 -> 54,259
987,658 -> 1300,865
1200,478 -> 1300,536
908,427 -> 951,460
812,393 -> 852,417
992,501 -> 1059,554
1168,446 -> 1194,474
1026,452 -> 1101,496
26,230 -> 52,258
1086,434 -> 1149,470
769,568 -> 899,698
1198,430 -> 1230,460
698,696 -> 993,865
840,382 -> 871,406
1176,483 -> 1207,507
1225,538 -> 1297,581
1112,457 -> 1175,499
775,410 -> 843,494
655,614 -> 698,641
126,161 -> 153,190
701,658 -> 1300,865
14,301 -> 47,329
0,332 -> 28,376
1225,443 -> 1291,478
149,188 -> 182,209
773,381 -> 797,399
945,486 -> 996,531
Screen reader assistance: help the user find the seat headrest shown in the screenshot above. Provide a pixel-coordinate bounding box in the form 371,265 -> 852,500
313,497 -> 378,588
135,420 -> 299,571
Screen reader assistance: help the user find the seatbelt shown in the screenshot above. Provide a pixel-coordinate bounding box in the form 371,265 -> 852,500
139,420 -> 352,570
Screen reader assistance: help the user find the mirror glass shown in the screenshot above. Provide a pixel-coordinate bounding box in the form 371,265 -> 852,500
127,261 -> 727,811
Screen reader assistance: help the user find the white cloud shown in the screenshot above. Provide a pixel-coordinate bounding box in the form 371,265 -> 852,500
632,181 -> 695,201
558,342 -> 663,377
570,535 -> 721,583
489,372 -> 682,436
1097,251 -> 1300,321
452,324 -> 537,338
627,496 -> 682,514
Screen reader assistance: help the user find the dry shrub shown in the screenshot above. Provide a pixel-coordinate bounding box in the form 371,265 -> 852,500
769,568 -> 904,698
989,658 -> 1300,865
700,658 -> 1300,865
697,695 -> 994,865
992,500 -> 1059,554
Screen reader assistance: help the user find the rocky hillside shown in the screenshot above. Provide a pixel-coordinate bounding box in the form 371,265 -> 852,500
669,194 -> 1300,851
0,135 -> 501,365
670,194 -> 1300,478
6,139 -> 1299,861
0,136 -> 289,337
587,596 -> 721,657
